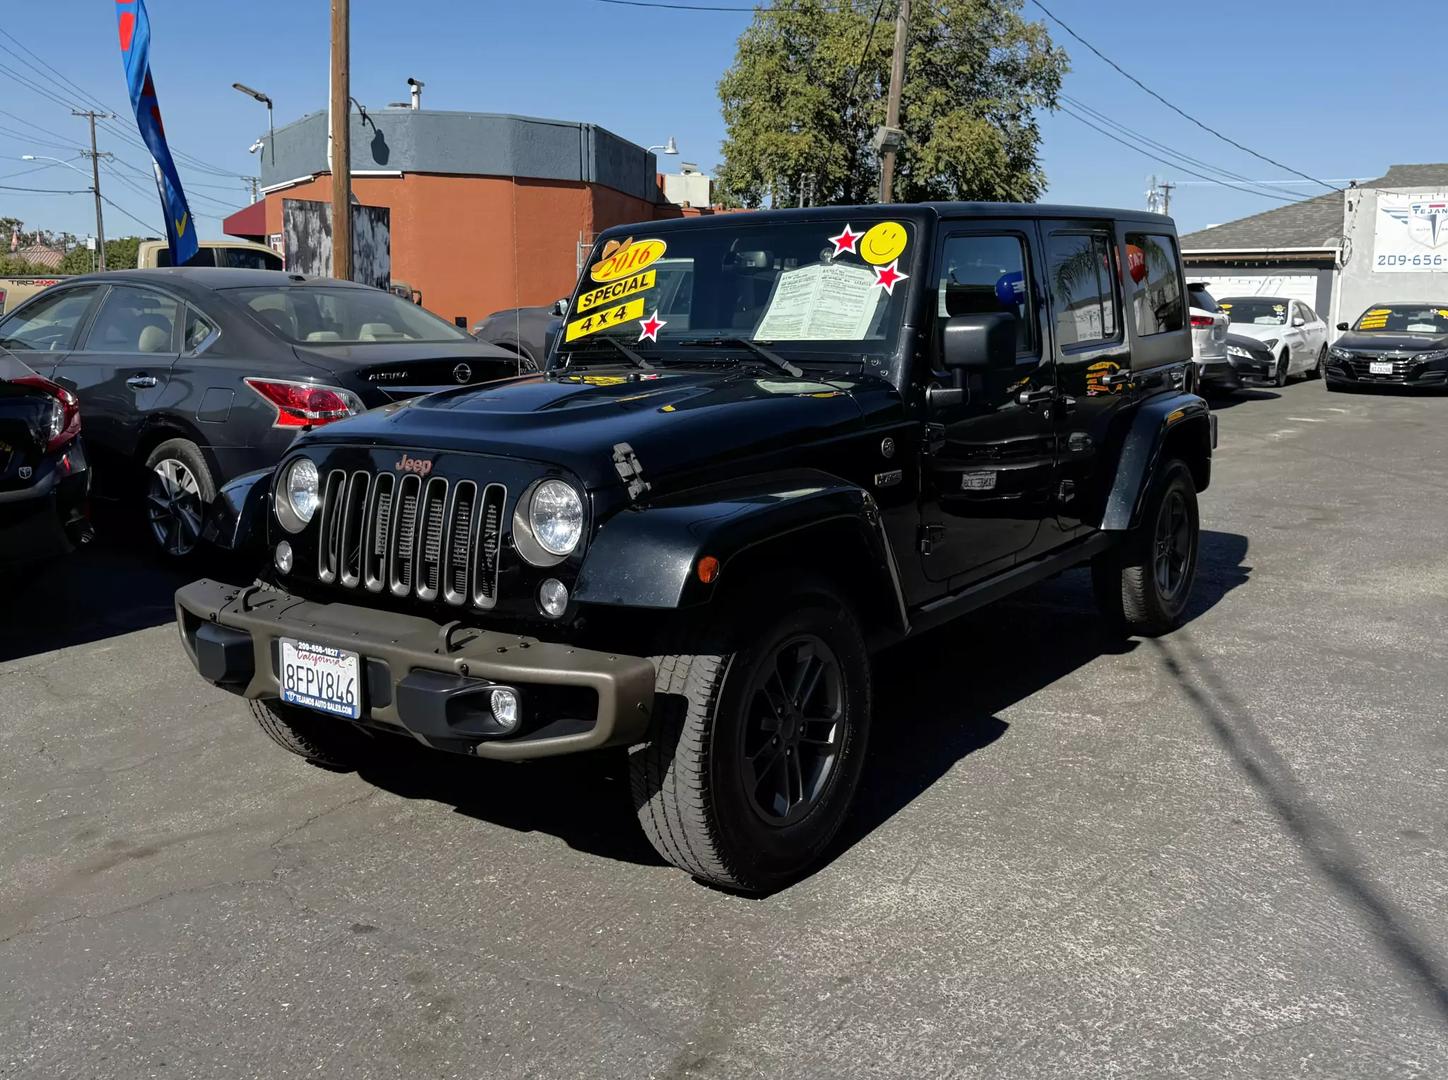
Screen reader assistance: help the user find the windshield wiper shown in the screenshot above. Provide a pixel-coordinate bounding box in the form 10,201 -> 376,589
677,337 -> 803,378
563,336 -> 653,371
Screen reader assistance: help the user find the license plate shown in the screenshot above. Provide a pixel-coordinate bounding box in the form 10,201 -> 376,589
1370,361 -> 1394,374
279,638 -> 361,719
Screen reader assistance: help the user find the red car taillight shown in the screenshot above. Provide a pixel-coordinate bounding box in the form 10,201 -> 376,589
244,377 -> 364,428
12,373 -> 81,453
1190,314 -> 1217,329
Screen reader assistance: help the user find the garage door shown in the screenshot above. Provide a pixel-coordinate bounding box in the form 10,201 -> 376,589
1189,273 -> 1319,309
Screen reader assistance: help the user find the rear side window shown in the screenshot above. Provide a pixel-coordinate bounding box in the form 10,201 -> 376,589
936,233 -> 1036,353
1127,233 -> 1185,336
82,286 -> 180,353
1187,284 -> 1219,312
0,287 -> 98,352
1046,232 -> 1119,347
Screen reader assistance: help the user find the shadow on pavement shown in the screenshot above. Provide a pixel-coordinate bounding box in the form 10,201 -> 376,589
358,530 -> 1253,885
1153,632 -> 1448,1026
0,506 -> 253,664
1205,389 -> 1281,410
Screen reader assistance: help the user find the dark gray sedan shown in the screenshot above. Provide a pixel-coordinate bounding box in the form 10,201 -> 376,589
0,268 -> 523,557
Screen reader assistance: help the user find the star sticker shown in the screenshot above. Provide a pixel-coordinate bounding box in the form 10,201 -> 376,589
872,260 -> 909,295
637,310 -> 667,342
828,224 -> 860,258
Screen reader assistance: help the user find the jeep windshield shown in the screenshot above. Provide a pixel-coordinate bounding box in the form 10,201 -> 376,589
558,219 -> 917,365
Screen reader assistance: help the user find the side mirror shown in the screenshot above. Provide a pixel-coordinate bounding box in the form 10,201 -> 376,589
551,297 -> 569,317
1292,316 -> 1306,327
1336,321 -> 1350,331
942,313 -> 1016,373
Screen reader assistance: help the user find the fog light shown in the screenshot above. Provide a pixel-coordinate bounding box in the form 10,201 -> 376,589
489,688 -> 520,732
538,577 -> 568,618
274,540 -> 293,573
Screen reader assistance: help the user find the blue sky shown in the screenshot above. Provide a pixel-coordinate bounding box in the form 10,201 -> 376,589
0,0 -> 1426,243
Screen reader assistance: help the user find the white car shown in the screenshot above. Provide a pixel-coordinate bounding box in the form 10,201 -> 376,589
1188,283 -> 1229,375
1215,296 -> 1329,385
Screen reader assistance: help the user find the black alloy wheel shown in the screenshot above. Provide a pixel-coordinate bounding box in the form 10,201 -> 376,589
1153,487 -> 1194,604
739,634 -> 845,827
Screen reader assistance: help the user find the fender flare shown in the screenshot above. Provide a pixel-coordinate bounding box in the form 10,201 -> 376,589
202,467 -> 272,551
573,468 -> 908,633
1100,392 -> 1214,532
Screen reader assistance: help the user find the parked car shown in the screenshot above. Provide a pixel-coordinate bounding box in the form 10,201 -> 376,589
1215,296 -> 1328,385
175,204 -> 1214,892
0,276 -> 64,316
471,305 -> 560,371
1188,282 -> 1229,386
0,268 -> 524,558
0,347 -> 90,568
139,238 -> 283,271
1325,302 -> 1448,390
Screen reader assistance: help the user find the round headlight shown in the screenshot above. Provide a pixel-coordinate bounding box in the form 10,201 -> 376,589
529,480 -> 583,557
277,458 -> 319,532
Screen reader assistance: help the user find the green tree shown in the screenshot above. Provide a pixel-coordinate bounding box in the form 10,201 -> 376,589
715,0 -> 1067,207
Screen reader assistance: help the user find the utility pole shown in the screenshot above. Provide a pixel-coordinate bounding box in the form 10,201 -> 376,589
72,110 -> 112,271
1158,179 -> 1175,218
247,177 -> 260,203
330,0 -> 352,281
879,0 -> 910,203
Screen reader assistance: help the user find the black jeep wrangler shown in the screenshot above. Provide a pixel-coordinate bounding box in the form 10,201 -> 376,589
176,204 -> 1214,892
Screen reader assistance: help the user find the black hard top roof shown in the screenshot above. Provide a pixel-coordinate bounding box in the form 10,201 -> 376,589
597,202 -> 1175,240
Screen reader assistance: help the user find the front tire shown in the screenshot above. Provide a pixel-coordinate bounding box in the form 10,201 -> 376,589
1309,345 -> 1325,379
143,438 -> 215,559
248,698 -> 367,768
1093,459 -> 1200,637
1274,349 -> 1291,387
630,586 -> 871,892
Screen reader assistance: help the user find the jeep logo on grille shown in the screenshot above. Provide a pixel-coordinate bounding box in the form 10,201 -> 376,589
395,453 -> 433,476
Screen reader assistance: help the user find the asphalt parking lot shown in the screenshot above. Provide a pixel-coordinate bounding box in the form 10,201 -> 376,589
3,380 -> 1447,1079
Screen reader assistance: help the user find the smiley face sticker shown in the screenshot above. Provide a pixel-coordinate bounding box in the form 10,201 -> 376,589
859,221 -> 908,266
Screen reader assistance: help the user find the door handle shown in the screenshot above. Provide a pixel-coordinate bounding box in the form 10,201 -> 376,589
1017,387 -> 1054,407
126,374 -> 158,389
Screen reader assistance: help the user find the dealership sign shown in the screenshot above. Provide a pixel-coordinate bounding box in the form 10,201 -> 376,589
1374,191 -> 1448,272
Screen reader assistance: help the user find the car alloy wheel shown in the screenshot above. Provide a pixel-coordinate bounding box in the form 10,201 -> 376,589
146,456 -> 204,557
739,633 -> 845,827
1153,487 -> 1193,602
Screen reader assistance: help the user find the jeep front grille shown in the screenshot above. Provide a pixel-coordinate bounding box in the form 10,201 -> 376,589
316,468 -> 505,608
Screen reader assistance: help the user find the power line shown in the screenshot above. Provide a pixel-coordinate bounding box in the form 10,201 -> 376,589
1060,94 -> 1307,202
0,183 -> 91,194
844,0 -> 888,104
1056,103 -> 1298,205
583,0 -> 759,10
1029,0 -> 1341,194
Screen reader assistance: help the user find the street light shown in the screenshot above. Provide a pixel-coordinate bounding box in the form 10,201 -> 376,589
21,154 -> 104,270
647,136 -> 679,156
232,82 -> 274,167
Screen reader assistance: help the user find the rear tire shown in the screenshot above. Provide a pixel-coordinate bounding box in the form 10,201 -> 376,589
1093,459 -> 1200,637
248,698 -> 368,768
143,438 -> 215,560
630,584 -> 871,892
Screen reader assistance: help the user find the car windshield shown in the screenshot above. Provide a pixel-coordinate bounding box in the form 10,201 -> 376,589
1351,304 -> 1448,334
1219,298 -> 1288,326
227,286 -> 472,344
557,219 -> 916,363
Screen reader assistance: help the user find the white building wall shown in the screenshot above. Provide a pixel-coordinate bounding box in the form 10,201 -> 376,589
1336,185 -> 1448,328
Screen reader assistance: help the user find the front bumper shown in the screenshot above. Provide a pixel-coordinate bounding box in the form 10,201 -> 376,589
175,578 -> 656,760
1325,355 -> 1448,388
1196,353 -> 1274,390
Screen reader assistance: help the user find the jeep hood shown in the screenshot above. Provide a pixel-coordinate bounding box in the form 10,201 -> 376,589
295,367 -> 888,490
